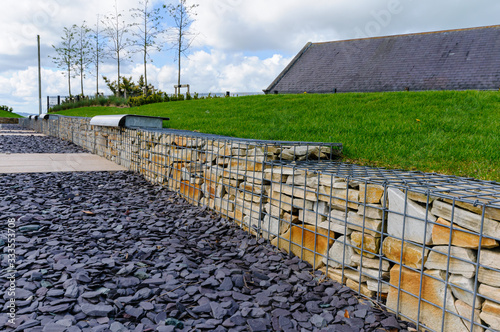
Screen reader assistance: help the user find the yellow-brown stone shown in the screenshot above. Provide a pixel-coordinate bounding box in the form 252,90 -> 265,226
387,266 -> 469,331
346,278 -> 375,298
382,236 -> 429,269
432,218 -> 498,249
478,284 -> 500,303
350,232 -> 380,258
318,187 -> 359,209
318,267 -> 346,284
480,300 -> 500,329
271,225 -> 335,268
454,300 -> 483,332
359,184 -> 384,204
229,159 -> 264,172
179,181 -> 202,204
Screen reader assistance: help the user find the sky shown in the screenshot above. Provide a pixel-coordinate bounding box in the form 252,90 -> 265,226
1,0 -> 500,114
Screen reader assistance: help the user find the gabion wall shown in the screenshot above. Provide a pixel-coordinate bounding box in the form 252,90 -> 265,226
20,116 -> 500,332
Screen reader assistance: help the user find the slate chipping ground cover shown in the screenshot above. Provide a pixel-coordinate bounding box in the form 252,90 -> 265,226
0,128 -> 414,331
0,124 -> 86,154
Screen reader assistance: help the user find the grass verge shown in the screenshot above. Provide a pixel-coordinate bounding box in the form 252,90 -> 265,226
0,110 -> 23,118
55,90 -> 500,182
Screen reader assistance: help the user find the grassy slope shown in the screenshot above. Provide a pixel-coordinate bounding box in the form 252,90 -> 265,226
56,91 -> 500,182
0,110 -> 23,118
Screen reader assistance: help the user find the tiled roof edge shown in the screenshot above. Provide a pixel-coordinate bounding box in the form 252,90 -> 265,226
263,42 -> 313,94
312,24 -> 500,46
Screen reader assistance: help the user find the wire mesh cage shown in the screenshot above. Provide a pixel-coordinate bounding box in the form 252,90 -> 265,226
19,116 -> 500,332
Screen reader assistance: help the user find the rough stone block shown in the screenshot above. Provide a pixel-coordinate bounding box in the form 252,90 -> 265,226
269,191 -> 313,211
298,209 -> 327,225
351,232 -> 380,258
382,236 -> 429,269
170,148 -> 197,162
323,235 -> 355,268
214,196 -> 235,213
346,278 -> 375,298
346,212 -> 383,237
479,249 -> 500,270
351,253 -> 390,271
318,187 -> 359,209
271,225 -> 335,268
480,300 -> 500,330
316,221 -> 352,235
261,215 -> 290,239
264,172 -> 288,183
222,169 -> 246,180
279,184 -> 317,201
235,196 -> 261,214
179,181 -> 202,204
432,218 -> 498,249
387,266 -> 469,332
229,159 -> 264,172
318,267 -> 346,284
431,200 -> 500,240
237,191 -> 262,203
388,188 -> 436,245
286,174 -> 319,188
478,267 -> 500,288
424,246 -> 477,278
366,279 -> 390,293
449,274 -> 483,309
478,284 -> 500,303
359,184 -> 385,204
454,300 -> 483,332
357,204 -> 384,220
442,197 -> 500,222
264,203 -> 284,219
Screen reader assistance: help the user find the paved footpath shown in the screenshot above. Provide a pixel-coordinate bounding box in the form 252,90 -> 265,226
0,124 -> 414,331
0,124 -> 126,173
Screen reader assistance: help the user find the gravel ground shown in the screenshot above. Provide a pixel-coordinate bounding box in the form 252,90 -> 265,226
0,127 -> 415,331
0,171 -> 415,332
0,125 -> 86,154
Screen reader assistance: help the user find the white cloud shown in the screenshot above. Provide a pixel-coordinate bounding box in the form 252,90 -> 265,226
2,0 -> 500,114
128,50 -> 291,95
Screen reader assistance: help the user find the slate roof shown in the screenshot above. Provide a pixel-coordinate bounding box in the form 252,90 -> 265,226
264,25 -> 500,94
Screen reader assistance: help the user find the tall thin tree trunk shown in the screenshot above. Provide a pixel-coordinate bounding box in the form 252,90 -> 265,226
68,66 -> 71,96
116,13 -> 120,97
177,30 -> 181,95
96,51 -> 99,96
117,54 -> 120,97
144,51 -> 147,95
144,15 -> 148,96
96,15 -> 100,97
80,63 -> 84,96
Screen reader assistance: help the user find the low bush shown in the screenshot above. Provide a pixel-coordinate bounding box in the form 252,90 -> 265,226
50,95 -> 128,112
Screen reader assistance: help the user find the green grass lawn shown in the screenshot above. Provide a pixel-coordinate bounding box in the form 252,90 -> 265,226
55,90 -> 500,182
0,110 -> 23,118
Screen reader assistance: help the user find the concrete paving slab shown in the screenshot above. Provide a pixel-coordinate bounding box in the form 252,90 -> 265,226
0,153 -> 127,173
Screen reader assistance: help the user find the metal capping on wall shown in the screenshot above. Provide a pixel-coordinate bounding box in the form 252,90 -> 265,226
89,114 -> 170,129
19,116 -> 500,332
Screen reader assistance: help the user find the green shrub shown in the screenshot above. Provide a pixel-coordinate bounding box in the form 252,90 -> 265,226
49,95 -> 128,112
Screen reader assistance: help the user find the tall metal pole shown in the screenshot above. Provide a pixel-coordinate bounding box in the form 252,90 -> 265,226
37,35 -> 42,115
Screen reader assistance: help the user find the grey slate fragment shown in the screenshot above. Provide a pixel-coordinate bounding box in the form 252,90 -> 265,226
80,303 -> 114,317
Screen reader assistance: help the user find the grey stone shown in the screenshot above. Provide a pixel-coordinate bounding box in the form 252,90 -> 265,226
81,303 -> 114,317
310,314 -> 327,328
247,318 -> 268,332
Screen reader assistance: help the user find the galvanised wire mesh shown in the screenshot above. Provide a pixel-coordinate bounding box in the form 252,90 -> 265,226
20,116 -> 500,332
